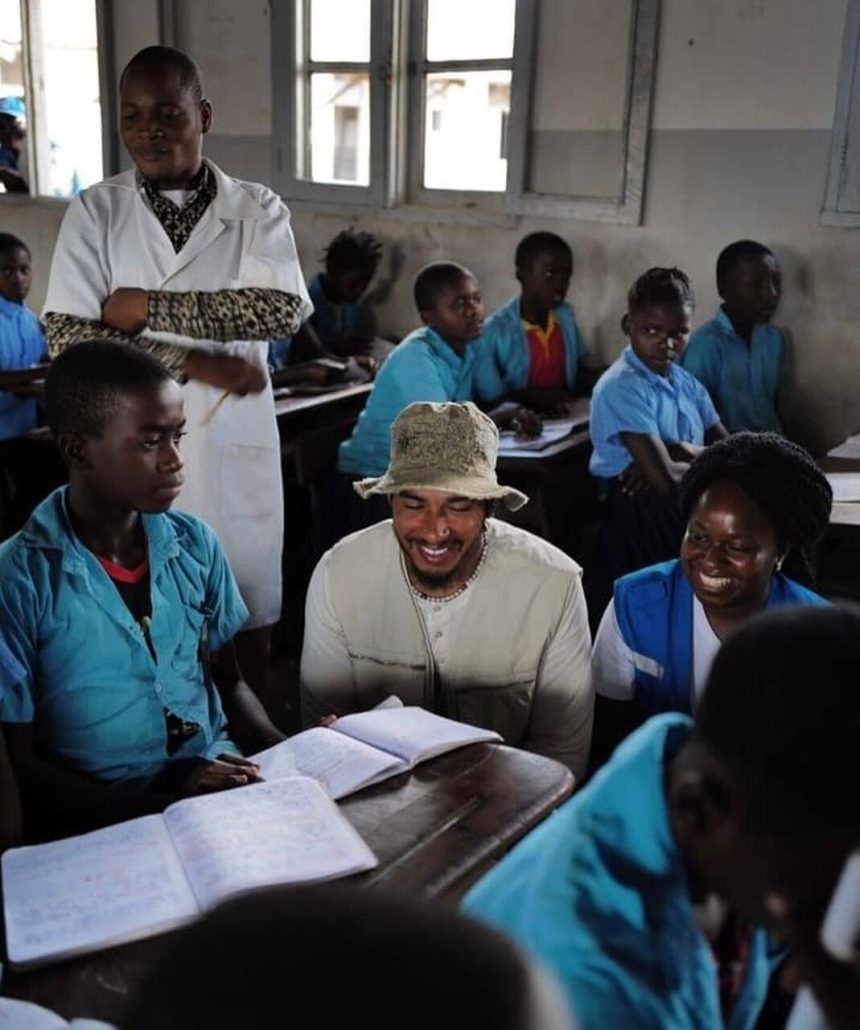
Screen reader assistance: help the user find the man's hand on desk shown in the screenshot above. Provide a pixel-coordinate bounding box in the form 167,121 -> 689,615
102,287 -> 149,334
185,351 -> 268,394
180,753 -> 263,795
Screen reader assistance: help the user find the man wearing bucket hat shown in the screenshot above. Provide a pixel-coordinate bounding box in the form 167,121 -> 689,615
300,401 -> 593,777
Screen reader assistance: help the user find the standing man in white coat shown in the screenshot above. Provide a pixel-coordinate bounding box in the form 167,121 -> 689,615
42,46 -> 312,705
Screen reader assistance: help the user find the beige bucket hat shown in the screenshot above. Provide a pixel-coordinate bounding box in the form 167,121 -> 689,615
354,401 -> 529,511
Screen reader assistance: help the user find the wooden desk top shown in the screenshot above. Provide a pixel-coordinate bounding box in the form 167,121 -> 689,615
0,743 -> 572,1023
273,381 -> 372,419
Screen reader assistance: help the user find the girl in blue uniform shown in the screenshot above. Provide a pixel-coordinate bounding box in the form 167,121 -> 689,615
586,267 -> 729,625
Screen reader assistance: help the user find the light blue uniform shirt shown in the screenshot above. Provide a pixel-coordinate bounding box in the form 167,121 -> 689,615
589,347 -> 720,478
0,638 -> 24,699
679,308 -> 784,433
308,273 -> 363,347
338,325 -> 477,476
0,488 -> 249,786
464,715 -> 772,1030
474,295 -> 585,400
0,297 -> 46,441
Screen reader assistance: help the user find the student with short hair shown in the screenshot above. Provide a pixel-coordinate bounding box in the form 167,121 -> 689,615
590,433 -> 832,766
476,231 -> 588,413
331,262 -> 538,541
466,603 -> 860,1029
124,884 -> 576,1030
0,232 -> 45,441
680,240 -> 784,433
0,342 -> 284,841
586,267 -> 728,623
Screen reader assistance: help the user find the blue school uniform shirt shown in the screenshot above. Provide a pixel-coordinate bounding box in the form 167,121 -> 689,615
0,487 -> 249,787
474,295 -> 585,400
0,637 -> 24,699
679,308 -> 784,433
464,714 -> 771,1030
589,346 -> 720,478
0,297 -> 46,441
338,325 -> 477,476
307,273 -> 363,347
613,559 -> 828,716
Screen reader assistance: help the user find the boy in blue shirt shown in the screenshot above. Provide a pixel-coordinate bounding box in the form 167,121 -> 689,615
0,341 -> 284,841
587,267 -> 728,623
0,233 -> 47,441
476,231 -> 590,413
466,605 -> 860,1030
680,240 -> 784,433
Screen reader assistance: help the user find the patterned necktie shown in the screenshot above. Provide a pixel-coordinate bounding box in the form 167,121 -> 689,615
141,161 -> 218,253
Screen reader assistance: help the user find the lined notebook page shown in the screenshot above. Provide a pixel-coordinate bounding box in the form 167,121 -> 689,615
251,726 -> 407,800
2,816 -> 199,968
164,777 -> 378,911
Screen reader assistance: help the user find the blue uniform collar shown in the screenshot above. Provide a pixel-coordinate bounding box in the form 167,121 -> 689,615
0,295 -> 27,317
714,306 -> 768,344
622,345 -> 679,391
17,486 -> 182,577
424,325 -> 476,371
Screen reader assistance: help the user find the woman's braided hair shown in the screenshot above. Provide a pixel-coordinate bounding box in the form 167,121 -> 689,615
679,432 -> 833,586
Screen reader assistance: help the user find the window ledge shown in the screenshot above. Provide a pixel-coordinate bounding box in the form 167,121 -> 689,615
284,196 -> 520,229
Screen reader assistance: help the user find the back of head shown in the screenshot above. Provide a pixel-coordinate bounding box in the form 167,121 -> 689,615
122,885 -> 571,1030
716,239 -> 773,289
0,231 -> 26,260
121,45 -> 204,103
413,260 -> 473,313
515,231 -> 572,268
45,340 -> 172,437
324,228 -> 383,277
628,266 -> 694,312
679,432 -> 832,585
696,604 -> 860,841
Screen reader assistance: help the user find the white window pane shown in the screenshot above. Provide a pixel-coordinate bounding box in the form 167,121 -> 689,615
426,0 -> 515,61
422,70 -> 510,191
310,0 -> 370,62
309,73 -> 370,185
42,0 -> 102,196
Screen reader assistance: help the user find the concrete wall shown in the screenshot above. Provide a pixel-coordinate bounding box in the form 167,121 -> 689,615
6,0 -> 858,451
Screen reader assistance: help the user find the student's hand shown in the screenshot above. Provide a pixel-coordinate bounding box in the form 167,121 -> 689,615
511,407 -> 543,440
353,355 -> 378,380
619,465 -> 650,497
765,892 -> 860,1030
184,351 -> 268,394
102,288 -> 149,333
319,715 -> 338,727
181,753 -> 262,795
666,441 -> 701,463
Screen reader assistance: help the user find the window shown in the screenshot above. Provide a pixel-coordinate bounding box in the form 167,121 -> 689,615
0,0 -> 107,198
272,0 -> 659,225
822,0 -> 860,227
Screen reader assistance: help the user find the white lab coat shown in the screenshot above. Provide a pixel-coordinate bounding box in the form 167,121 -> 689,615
43,161 -> 312,628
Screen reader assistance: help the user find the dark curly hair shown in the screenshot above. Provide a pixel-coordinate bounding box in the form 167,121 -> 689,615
324,229 -> 383,278
679,432 -> 832,586
627,266 -> 695,313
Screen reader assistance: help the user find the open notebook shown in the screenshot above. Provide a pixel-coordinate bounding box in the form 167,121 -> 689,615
2,776 -> 377,970
251,703 -> 501,800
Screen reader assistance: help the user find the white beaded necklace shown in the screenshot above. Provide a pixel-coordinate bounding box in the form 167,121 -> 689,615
408,533 -> 489,604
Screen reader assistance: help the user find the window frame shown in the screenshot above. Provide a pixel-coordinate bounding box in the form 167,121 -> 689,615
271,0 -> 659,227
822,0 -> 860,227
6,0 -> 114,198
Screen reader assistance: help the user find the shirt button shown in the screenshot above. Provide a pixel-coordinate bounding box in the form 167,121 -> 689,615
154,683 -> 162,695
434,630 -> 443,639
433,606 -> 442,613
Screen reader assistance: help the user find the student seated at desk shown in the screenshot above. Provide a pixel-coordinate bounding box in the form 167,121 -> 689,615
124,884 -> 575,1030
587,267 -> 729,624
302,401 -> 593,779
680,240 -> 785,433
465,604 -> 860,1029
590,433 -> 832,767
476,231 -> 592,414
0,342 -> 284,841
332,261 -> 539,541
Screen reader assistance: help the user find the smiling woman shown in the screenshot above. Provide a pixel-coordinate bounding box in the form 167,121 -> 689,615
589,432 -> 833,766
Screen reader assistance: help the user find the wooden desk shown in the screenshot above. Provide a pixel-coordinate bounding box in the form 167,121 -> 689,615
1,743 -> 572,1023
274,381 -> 372,422
496,420 -> 595,559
